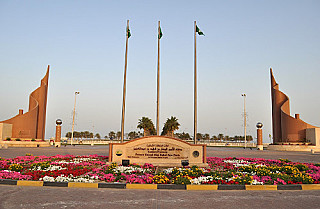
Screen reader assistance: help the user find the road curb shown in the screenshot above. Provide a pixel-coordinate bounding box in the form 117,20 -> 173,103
0,179 -> 319,190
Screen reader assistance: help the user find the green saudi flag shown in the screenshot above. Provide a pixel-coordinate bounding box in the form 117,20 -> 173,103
196,25 -> 205,36
158,26 -> 163,39
127,27 -> 131,38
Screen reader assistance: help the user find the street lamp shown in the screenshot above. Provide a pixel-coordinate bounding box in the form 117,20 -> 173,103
71,91 -> 80,145
241,94 -> 247,149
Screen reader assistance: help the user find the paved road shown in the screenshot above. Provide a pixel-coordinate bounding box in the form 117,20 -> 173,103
1,146 -> 320,209
0,185 -> 320,209
0,145 -> 319,163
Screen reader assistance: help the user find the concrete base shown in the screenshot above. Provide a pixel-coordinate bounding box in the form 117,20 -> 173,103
257,145 -> 264,150
268,144 -> 320,152
0,141 -> 50,147
55,142 -> 61,147
0,144 -> 8,149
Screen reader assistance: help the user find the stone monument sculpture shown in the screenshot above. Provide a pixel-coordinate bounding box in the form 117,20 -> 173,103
270,68 -> 318,144
0,66 -> 49,140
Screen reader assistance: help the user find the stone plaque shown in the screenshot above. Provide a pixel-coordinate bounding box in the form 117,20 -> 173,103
109,136 -> 206,166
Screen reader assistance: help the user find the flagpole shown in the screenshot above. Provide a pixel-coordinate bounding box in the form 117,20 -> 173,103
156,21 -> 160,136
121,20 -> 129,143
194,20 -> 197,144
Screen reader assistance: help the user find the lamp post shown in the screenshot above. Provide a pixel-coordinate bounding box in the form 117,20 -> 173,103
71,91 -> 80,145
241,94 -> 247,149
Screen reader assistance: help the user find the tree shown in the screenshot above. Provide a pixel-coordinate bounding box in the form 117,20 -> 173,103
128,131 -> 139,140
95,133 -> 101,139
161,116 -> 180,138
175,132 -> 191,140
109,131 -> 116,140
116,131 -> 121,140
65,132 -> 72,138
218,133 -> 224,142
246,135 -> 253,142
80,132 -> 85,139
211,135 -> 218,141
196,133 -> 203,141
203,133 -> 210,141
137,117 -> 156,137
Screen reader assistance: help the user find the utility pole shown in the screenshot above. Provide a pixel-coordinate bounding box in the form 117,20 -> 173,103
241,93 -> 247,148
71,91 -> 80,145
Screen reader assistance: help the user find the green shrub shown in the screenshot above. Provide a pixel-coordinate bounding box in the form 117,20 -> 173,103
6,137 -> 11,141
31,139 -> 36,141
15,138 -> 21,141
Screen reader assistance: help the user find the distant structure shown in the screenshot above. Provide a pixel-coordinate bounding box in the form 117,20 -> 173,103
270,68 -> 318,144
55,119 -> 62,147
256,122 -> 263,150
0,66 -> 50,140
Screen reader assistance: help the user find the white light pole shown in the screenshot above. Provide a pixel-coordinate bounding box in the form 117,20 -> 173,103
71,91 -> 80,145
241,94 -> 247,149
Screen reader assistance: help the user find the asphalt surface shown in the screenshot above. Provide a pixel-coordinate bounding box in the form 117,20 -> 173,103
1,146 -> 320,209
1,145 -> 319,163
0,185 -> 320,209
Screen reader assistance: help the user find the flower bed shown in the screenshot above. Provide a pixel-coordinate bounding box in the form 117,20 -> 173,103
0,155 -> 320,185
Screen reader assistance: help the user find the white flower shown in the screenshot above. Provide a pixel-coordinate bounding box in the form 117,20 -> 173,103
40,174 -> 95,183
113,166 -> 151,174
251,179 -> 264,185
190,176 -> 221,185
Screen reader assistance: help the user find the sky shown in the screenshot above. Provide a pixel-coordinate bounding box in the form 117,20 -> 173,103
0,0 -> 319,142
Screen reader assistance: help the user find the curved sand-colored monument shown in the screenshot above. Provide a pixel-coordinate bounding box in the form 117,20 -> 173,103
270,68 -> 317,144
0,66 -> 50,140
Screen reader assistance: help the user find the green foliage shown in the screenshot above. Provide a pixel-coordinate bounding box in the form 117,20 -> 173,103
128,131 -> 140,140
108,131 -> 116,140
172,175 -> 191,184
9,164 -> 23,172
294,164 -> 309,171
161,116 -> 180,137
15,138 -> 21,141
6,137 -> 11,141
65,131 -> 94,139
31,139 -> 36,141
279,158 -> 291,163
175,132 -> 191,140
238,165 -> 257,173
137,117 -> 156,136
31,162 -> 50,170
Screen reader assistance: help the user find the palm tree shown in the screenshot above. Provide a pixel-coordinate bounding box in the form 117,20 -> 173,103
65,132 -> 72,139
80,132 -> 85,140
116,131 -> 121,140
95,133 -> 101,139
218,133 -> 224,142
161,116 -> 180,138
108,131 -> 116,140
175,132 -> 191,140
211,135 -> 218,142
196,133 -> 203,141
204,133 -> 210,141
137,117 -> 156,137
128,131 -> 139,140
